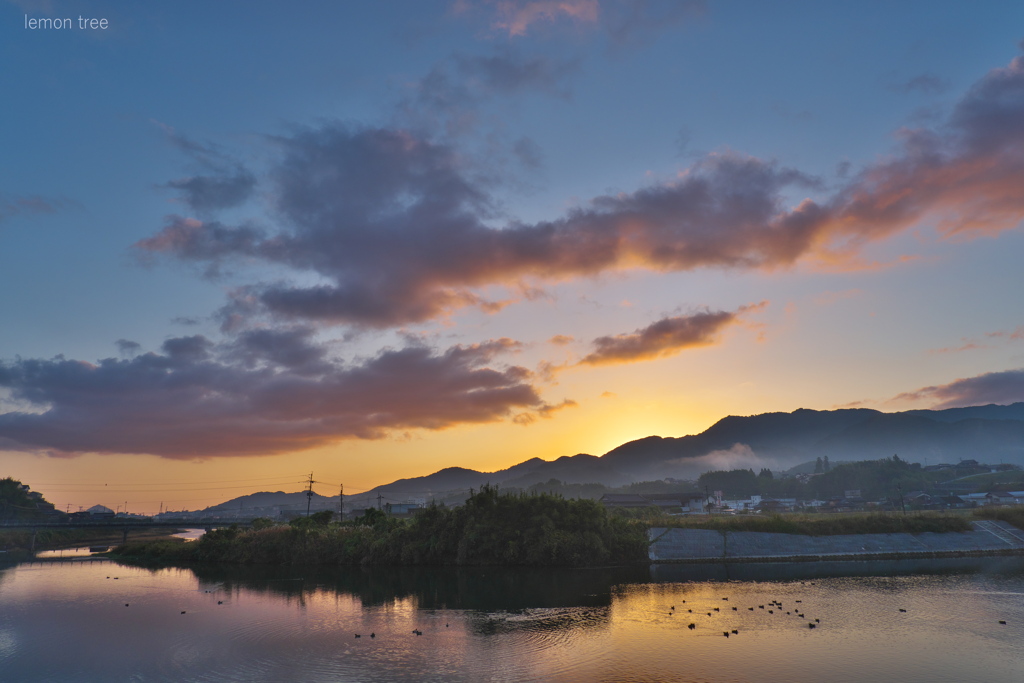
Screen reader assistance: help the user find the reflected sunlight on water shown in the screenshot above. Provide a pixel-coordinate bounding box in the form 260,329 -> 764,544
1,559 -> 1023,682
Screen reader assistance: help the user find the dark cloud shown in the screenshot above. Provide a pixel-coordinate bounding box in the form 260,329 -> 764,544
579,304 -> 762,366
136,53 -> 1024,329
115,339 -> 141,357
0,335 -> 551,459
893,368 -> 1024,409
155,123 -> 257,212
397,48 -> 577,138
164,170 -> 256,213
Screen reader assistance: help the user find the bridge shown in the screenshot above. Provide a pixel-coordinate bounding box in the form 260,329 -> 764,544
0,518 -> 255,553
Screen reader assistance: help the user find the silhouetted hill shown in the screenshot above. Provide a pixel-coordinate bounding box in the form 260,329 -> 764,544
205,490 -> 332,512
205,403 -> 1024,510
902,403 -> 1024,423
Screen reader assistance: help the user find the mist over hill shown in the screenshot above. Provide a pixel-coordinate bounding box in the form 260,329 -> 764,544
359,403 -> 1024,498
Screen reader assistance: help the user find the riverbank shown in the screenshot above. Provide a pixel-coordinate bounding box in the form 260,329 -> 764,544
0,527 -> 183,554
648,519 -> 1024,563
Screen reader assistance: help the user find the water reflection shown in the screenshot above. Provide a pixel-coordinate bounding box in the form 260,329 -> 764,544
186,563 -> 650,610
1,558 -> 1023,682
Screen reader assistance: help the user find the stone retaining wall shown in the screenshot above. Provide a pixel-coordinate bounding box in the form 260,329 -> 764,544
648,520 -> 1024,563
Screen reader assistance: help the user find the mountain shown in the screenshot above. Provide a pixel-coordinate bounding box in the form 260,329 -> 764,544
361,402 -> 1024,495
203,403 -> 1024,510
204,490 -> 333,513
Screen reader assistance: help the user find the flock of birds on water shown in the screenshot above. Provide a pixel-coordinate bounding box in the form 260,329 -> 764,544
103,575 -> 1010,636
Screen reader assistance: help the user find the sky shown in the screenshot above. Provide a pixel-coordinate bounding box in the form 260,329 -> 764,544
2,0 -> 1024,514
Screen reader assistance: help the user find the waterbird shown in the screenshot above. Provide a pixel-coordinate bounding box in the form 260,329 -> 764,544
181,611 -> 186,615
688,623 -> 696,630
768,610 -> 773,614
707,613 -> 712,616
124,604 -> 129,607
722,597 -> 728,601
355,634 -> 361,638
808,623 -> 816,629
714,607 -> 720,612
815,619 -> 820,623
688,609 -> 692,613
899,609 -> 907,612
1000,620 -> 1007,625
748,607 -> 754,611
723,632 -> 729,637
731,630 -> 738,634
218,601 -> 223,605
370,633 -> 375,638
759,605 -> 764,609
798,614 -> 804,618
732,607 -> 737,611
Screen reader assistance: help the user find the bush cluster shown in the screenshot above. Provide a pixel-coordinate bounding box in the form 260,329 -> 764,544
113,485 -> 649,567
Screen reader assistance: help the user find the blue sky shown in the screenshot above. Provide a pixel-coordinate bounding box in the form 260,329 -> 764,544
2,1 -> 1023,511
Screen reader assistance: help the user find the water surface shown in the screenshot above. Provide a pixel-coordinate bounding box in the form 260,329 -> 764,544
1,558 -> 1022,682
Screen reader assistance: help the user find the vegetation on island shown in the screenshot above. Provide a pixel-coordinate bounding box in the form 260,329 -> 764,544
113,485 -> 650,567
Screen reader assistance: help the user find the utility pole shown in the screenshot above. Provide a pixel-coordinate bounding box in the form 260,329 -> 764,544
377,492 -> 383,511
339,484 -> 344,517
897,482 -> 906,516
305,472 -> 315,517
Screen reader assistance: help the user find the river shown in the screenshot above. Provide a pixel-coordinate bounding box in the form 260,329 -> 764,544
1,555 -> 1022,682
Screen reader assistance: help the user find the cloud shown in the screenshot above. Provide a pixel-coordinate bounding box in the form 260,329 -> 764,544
115,339 -> 141,357
489,0 -> 599,36
0,333 -> 557,459
663,443 -> 767,480
155,122 -> 257,212
579,303 -> 764,366
987,326 -> 1024,341
928,340 -> 985,354
397,48 -> 578,138
892,368 -> 1024,409
0,194 -> 73,224
482,0 -> 704,46
136,53 -> 1024,330
889,73 -> 950,95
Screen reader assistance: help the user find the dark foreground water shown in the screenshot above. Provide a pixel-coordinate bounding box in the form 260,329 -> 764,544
2,556 -> 1023,682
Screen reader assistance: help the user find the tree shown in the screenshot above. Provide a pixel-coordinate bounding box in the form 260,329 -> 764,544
815,457 -> 824,474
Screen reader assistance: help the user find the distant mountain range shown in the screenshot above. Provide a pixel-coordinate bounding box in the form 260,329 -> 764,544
207,403 -> 1024,510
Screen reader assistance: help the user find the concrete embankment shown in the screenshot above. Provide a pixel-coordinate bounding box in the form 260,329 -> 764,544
649,520 -> 1024,563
